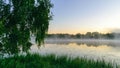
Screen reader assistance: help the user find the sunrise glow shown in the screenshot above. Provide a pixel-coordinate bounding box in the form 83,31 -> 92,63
49,0 -> 120,34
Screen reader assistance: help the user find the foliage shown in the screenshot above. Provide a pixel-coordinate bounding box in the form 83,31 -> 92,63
0,0 -> 52,55
47,32 -> 116,39
0,54 -> 116,68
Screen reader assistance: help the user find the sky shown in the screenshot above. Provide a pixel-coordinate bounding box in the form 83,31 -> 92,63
48,0 -> 120,34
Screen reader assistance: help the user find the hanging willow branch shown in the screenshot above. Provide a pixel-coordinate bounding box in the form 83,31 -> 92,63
0,0 -> 53,55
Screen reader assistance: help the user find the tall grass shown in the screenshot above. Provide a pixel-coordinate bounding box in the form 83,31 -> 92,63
0,53 -> 117,68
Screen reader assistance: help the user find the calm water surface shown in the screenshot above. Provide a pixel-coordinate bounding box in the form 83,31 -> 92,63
30,39 -> 120,65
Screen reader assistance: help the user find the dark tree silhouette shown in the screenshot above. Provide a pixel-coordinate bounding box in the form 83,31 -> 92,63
47,32 -> 117,39
0,0 -> 53,55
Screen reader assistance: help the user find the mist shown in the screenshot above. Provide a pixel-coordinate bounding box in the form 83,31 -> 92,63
46,32 -> 120,40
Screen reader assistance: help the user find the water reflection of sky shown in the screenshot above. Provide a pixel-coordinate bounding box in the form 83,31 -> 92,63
30,40 -> 120,65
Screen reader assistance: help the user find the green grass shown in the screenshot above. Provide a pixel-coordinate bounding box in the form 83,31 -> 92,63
0,53 -> 117,68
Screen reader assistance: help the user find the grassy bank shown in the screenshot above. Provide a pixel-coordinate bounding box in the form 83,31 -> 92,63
0,54 -> 116,68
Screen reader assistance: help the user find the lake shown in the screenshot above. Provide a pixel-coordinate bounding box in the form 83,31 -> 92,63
30,39 -> 120,65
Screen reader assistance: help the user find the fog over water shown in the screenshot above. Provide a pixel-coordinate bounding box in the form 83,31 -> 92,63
30,39 -> 120,66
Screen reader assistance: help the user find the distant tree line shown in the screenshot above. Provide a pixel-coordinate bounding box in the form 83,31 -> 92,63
47,32 -> 120,39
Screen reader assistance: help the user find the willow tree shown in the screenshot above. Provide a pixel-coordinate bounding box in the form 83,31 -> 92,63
0,0 -> 53,55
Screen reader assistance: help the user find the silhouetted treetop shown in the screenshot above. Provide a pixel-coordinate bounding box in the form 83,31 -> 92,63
47,32 -> 116,39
